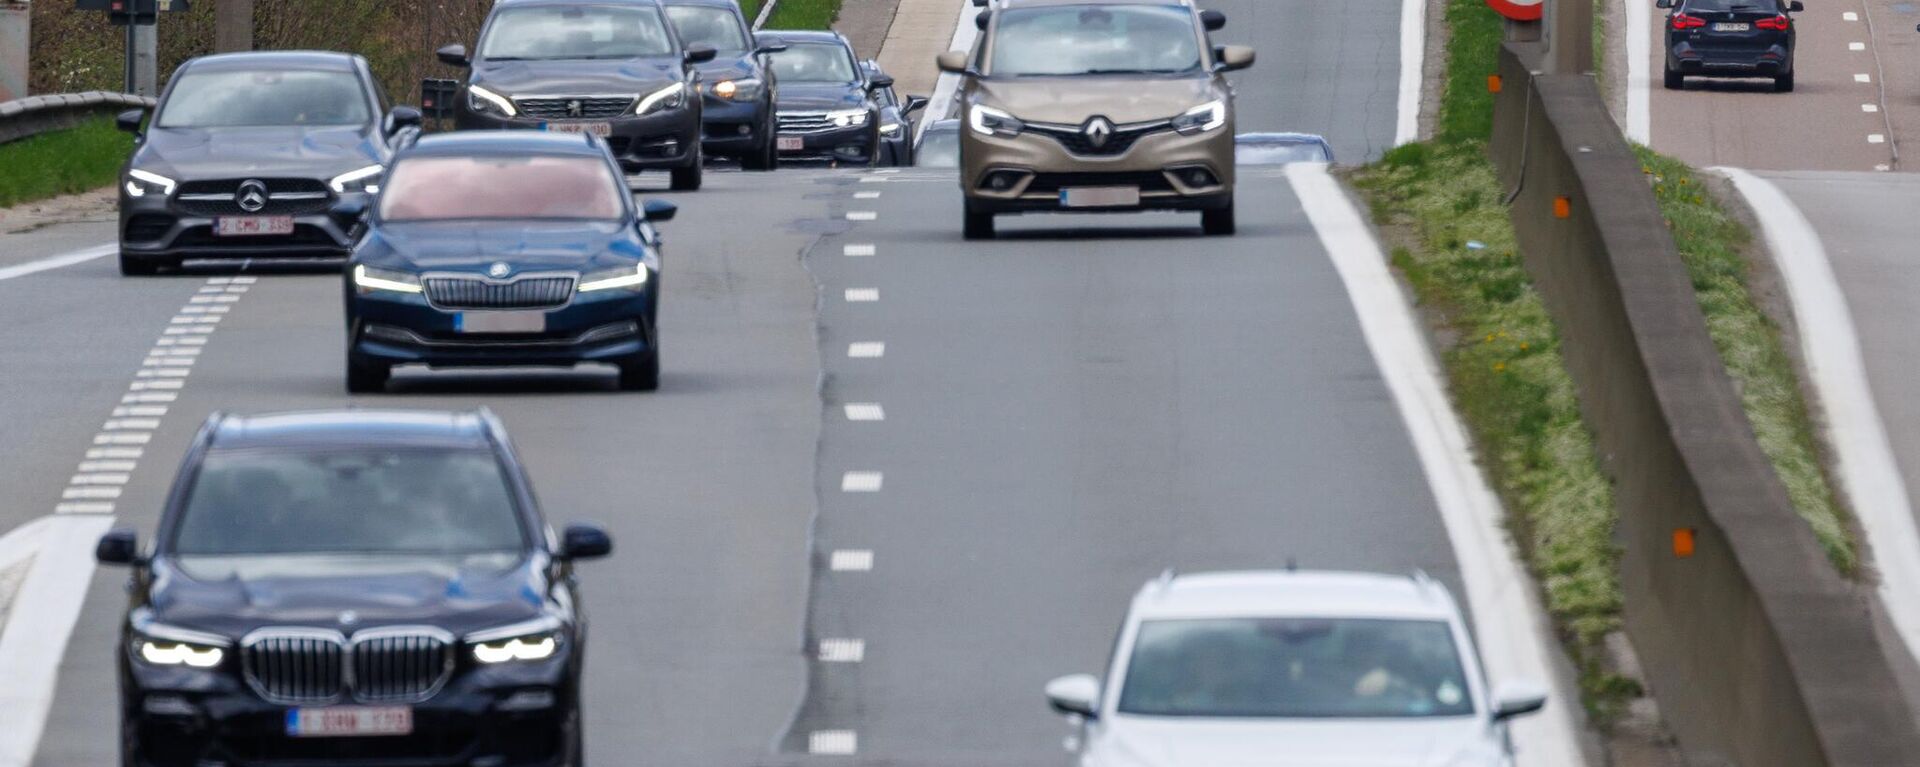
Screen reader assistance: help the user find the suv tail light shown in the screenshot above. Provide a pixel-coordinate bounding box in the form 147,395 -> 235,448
1755,14 -> 1790,30
1671,13 -> 1706,29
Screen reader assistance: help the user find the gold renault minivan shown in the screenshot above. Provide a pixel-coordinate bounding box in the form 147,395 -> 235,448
937,0 -> 1253,239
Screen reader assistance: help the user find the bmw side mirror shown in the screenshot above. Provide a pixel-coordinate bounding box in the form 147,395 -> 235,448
642,199 -> 678,222
115,108 -> 145,135
1045,674 -> 1101,719
386,106 -> 423,135
96,528 -> 142,566
1216,45 -> 1255,72
1200,9 -> 1227,31
868,74 -> 895,91
331,197 -> 370,221
1491,680 -> 1549,721
904,95 -> 930,115
436,44 -> 470,68
560,523 -> 613,560
685,44 -> 719,65
936,51 -> 971,74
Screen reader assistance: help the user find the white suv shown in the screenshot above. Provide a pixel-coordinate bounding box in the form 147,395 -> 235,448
1045,570 -> 1549,767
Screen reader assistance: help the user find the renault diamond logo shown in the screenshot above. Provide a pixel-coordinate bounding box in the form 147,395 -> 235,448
1083,117 -> 1114,149
567,99 -> 585,118
235,179 -> 268,213
488,262 -> 512,279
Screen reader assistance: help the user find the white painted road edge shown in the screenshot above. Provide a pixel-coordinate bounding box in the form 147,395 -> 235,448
0,244 -> 116,283
1395,0 -> 1426,145
1718,167 -> 1920,664
919,0 -> 981,142
1626,0 -> 1653,144
1288,163 -> 1589,767
0,514 -> 114,767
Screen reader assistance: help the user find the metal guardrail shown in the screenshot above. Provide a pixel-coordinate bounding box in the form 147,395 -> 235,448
0,91 -> 155,146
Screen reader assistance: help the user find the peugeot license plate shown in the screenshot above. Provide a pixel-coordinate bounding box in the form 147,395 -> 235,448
286,706 -> 412,738
544,122 -> 612,136
457,311 -> 546,334
1060,186 -> 1141,208
214,216 -> 295,237
1712,22 -> 1749,31
777,136 -> 805,151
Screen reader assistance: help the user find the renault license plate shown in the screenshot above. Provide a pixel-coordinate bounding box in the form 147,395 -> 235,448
1712,22 -> 1749,31
544,122 -> 611,136
456,311 -> 546,334
214,216 -> 294,236
777,136 -> 805,151
1060,186 -> 1140,208
286,706 -> 412,738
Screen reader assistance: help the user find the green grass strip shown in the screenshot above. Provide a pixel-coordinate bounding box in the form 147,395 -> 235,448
0,117 -> 132,208
762,0 -> 840,30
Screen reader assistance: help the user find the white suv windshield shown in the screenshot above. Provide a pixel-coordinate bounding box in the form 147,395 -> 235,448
1117,618 -> 1476,718
989,5 -> 1203,77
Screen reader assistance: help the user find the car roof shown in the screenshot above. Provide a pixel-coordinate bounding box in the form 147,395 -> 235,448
184,50 -> 361,73
495,0 -> 665,8
207,410 -> 496,451
402,130 -> 608,157
761,29 -> 849,45
996,0 -> 1194,7
658,0 -> 740,7
1129,570 -> 1461,622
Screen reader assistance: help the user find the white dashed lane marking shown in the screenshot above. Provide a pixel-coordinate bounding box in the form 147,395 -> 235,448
1871,134 -> 1887,144
809,731 -> 858,755
103,419 -> 160,430
54,502 -> 114,514
854,191 -> 882,199
67,474 -> 129,486
846,211 -> 878,221
1866,104 -> 1881,113
92,432 -> 152,445
86,447 -> 142,460
61,487 -> 121,500
844,403 -> 885,422
818,639 -> 865,663
847,342 -> 885,359
77,461 -> 137,473
843,244 -> 875,257
840,471 -> 883,493
1845,10 -> 1860,20
1857,73 -> 1873,83
129,379 -> 184,391
844,288 -> 879,303
121,392 -> 176,404
829,550 -> 874,571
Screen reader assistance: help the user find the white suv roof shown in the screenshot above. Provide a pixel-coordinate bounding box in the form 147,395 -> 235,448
1128,570 -> 1462,622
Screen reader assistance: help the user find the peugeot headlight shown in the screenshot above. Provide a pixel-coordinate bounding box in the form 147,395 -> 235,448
468,84 -> 518,117
353,264 -> 423,294
826,108 -> 869,128
133,625 -> 228,668
968,104 -> 1023,137
124,169 -> 176,198
635,82 -> 688,116
1171,99 -> 1227,135
707,77 -> 764,102
577,262 -> 651,293
329,164 -> 385,194
468,617 -> 563,664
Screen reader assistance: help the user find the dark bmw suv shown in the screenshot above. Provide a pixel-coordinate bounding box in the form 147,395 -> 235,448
96,409 -> 613,767
663,0 -> 787,170
342,131 -> 670,392
765,31 -> 890,165
115,51 -> 421,276
1659,0 -> 1802,91
438,0 -> 716,190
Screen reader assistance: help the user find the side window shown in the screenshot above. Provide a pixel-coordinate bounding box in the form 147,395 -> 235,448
369,69 -> 392,113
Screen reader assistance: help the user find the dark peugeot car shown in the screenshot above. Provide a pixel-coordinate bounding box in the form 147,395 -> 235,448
96,409 -> 613,767
765,31 -> 889,165
342,131 -> 671,392
437,0 -> 716,190
663,0 -> 787,170
1659,0 -> 1802,91
116,51 -> 421,275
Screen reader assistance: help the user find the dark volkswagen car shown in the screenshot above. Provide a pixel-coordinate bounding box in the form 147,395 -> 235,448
96,409 -> 613,767
764,31 -> 888,165
663,0 -> 787,170
1659,0 -> 1802,91
437,0 -> 716,190
342,131 -> 670,392
115,51 -> 421,275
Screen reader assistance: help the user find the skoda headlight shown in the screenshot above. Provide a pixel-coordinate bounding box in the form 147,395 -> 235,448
968,104 -> 1023,137
124,168 -> 176,198
635,82 -> 688,116
1171,99 -> 1227,135
353,264 -> 423,294
468,617 -> 563,664
329,164 -> 385,194
577,262 -> 651,293
133,625 -> 228,668
468,84 -> 518,117
826,108 -> 869,128
707,77 -> 764,102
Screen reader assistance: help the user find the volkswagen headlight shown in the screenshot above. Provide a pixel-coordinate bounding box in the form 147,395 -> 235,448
468,617 -> 563,664
707,78 -> 764,102
329,164 -> 385,195
1171,99 -> 1227,135
577,263 -> 651,293
468,84 -> 518,117
635,82 -> 688,116
353,264 -> 423,294
827,108 -> 869,128
133,625 -> 228,668
968,104 -> 1023,137
124,169 -> 176,198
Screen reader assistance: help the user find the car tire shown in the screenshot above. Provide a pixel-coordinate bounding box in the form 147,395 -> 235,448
962,203 -> 995,240
346,352 -> 390,393
671,145 -> 704,191
118,251 -> 164,276
743,135 -> 777,171
1664,65 -> 1684,90
566,707 -> 584,767
1775,71 -> 1795,92
1202,201 -> 1236,236
618,348 -> 660,391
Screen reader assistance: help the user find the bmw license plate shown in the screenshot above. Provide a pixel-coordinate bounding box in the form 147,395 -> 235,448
544,121 -> 612,136
286,706 -> 412,738
1060,186 -> 1141,208
777,136 -> 806,151
214,216 -> 294,237
1712,22 -> 1750,31
456,311 -> 546,334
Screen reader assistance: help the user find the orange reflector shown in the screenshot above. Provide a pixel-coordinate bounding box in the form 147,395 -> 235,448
1673,528 -> 1696,558
1488,75 -> 1503,94
1553,196 -> 1572,219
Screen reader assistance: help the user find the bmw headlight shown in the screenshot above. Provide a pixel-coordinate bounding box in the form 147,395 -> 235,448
635,82 -> 688,116
1171,99 -> 1227,135
353,264 -> 423,294
467,617 -> 563,664
133,625 -> 228,668
329,164 -> 385,194
968,104 -> 1023,137
124,169 -> 176,198
468,84 -> 518,117
707,78 -> 764,102
577,262 -> 651,293
827,108 -> 869,128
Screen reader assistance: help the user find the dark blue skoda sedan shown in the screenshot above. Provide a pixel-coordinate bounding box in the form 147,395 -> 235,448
341,131 -> 672,392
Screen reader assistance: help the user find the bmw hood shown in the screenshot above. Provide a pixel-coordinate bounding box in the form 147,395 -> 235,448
1084,716 -> 1501,767
472,57 -> 685,100
364,221 -> 644,274
146,554 -> 549,638
131,125 -> 381,182
774,82 -> 867,111
972,75 -> 1219,126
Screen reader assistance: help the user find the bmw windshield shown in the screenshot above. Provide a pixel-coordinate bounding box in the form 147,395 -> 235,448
988,5 -> 1203,77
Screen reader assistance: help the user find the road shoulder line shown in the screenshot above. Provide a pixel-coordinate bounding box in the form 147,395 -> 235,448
1626,0 -> 1652,144
1397,0 -> 1427,145
0,244 -> 115,282
0,514 -> 115,767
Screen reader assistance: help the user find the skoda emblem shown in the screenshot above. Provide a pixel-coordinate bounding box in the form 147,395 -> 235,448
488,262 -> 512,279
338,610 -> 359,626
567,99 -> 585,118
235,179 -> 268,213
1083,117 -> 1114,149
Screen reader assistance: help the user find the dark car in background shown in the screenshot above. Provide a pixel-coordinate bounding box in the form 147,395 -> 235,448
861,58 -> 929,166
97,409 -> 614,767
663,0 -> 787,170
764,31 -> 888,165
342,132 -> 671,392
1236,132 -> 1335,165
436,0 -> 716,190
1659,0 -> 1801,91
115,51 -> 420,276
915,118 -> 962,168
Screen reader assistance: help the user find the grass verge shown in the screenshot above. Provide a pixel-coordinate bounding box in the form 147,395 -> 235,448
0,118 -> 132,209
759,0 -> 842,30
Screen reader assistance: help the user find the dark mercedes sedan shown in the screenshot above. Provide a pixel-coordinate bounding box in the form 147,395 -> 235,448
96,409 -> 613,767
341,131 -> 670,392
764,30 -> 887,165
437,0 -> 715,190
1659,0 -> 1802,91
115,51 -> 421,275
664,0 -> 788,170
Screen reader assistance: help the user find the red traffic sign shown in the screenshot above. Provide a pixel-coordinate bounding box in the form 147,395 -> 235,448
1487,0 -> 1543,21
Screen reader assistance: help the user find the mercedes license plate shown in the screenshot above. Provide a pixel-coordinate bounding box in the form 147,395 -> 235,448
456,311 -> 546,334
1712,22 -> 1750,31
286,706 -> 413,738
544,122 -> 612,136
1060,186 -> 1141,208
777,136 -> 806,151
214,216 -> 295,237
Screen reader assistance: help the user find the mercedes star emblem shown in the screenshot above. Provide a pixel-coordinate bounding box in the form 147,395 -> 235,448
1083,117 -> 1114,149
567,99 -> 585,118
235,179 -> 268,213
488,262 -> 512,279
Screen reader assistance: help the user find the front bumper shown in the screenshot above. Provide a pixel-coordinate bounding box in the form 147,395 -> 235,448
1667,40 -> 1792,76
456,107 -> 701,171
119,190 -> 360,263
698,96 -> 771,155
776,122 -> 876,164
960,125 -> 1235,214
346,282 -> 656,369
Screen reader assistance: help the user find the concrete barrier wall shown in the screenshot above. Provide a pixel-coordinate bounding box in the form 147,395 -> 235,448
1490,41 -> 1920,767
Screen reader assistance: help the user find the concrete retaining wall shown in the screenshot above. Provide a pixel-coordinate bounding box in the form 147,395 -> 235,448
1490,40 -> 1920,767
0,90 -> 152,145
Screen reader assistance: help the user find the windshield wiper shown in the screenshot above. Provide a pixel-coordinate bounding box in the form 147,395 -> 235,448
1078,68 -> 1194,76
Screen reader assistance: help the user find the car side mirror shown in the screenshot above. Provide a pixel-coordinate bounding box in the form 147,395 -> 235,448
936,51 -> 971,74
560,523 -> 613,560
868,74 -> 895,91
975,9 -> 991,29
1491,680 -> 1549,721
1045,674 -> 1101,718
1216,45 -> 1255,72
754,34 -> 789,55
904,95 -> 930,115
331,197 -> 370,221
115,108 -> 146,135
971,0 -> 987,6
1200,9 -> 1227,31
1655,0 -> 1673,8
386,105 -> 423,135
436,44 -> 470,68
642,199 -> 678,222
1788,0 -> 1804,11
96,528 -> 142,566
685,44 -> 719,64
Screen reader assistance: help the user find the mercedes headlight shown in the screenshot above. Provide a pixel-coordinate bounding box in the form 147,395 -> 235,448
707,77 -> 764,102
468,84 -> 518,117
124,169 -> 176,198
635,82 -> 688,116
1171,99 -> 1226,135
827,108 -> 869,128
468,617 -> 562,664
353,264 -> 423,294
133,625 -> 228,668
968,104 -> 1023,137
329,164 -> 384,194
577,262 -> 651,293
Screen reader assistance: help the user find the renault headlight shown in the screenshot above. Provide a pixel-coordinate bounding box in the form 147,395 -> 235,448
577,262 -> 651,293
826,108 -> 869,128
353,264 -> 423,294
1171,99 -> 1227,135
468,84 -> 518,117
635,82 -> 688,116
329,164 -> 385,194
968,104 -> 1023,137
133,625 -> 228,668
124,169 -> 176,198
468,617 -> 563,664
707,78 -> 764,102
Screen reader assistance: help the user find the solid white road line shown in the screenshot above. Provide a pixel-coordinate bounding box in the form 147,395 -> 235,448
1628,0 -> 1653,145
818,638 -> 866,663
0,244 -> 117,283
808,730 -> 858,755
0,517 -> 53,572
1286,163 -> 1590,767
1395,0 -> 1426,145
0,514 -> 115,767
841,472 -> 884,493
830,550 -> 874,571
1719,167 -> 1920,666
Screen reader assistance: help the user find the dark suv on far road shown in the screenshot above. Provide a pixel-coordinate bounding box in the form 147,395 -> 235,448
1660,0 -> 1802,91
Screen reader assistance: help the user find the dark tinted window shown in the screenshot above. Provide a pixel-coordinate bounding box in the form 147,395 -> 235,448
666,5 -> 749,54
768,42 -> 858,83
1682,0 -> 1783,10
989,5 -> 1203,77
380,155 -> 626,221
481,5 -> 675,60
172,448 -> 527,557
158,69 -> 371,128
1117,618 -> 1475,718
